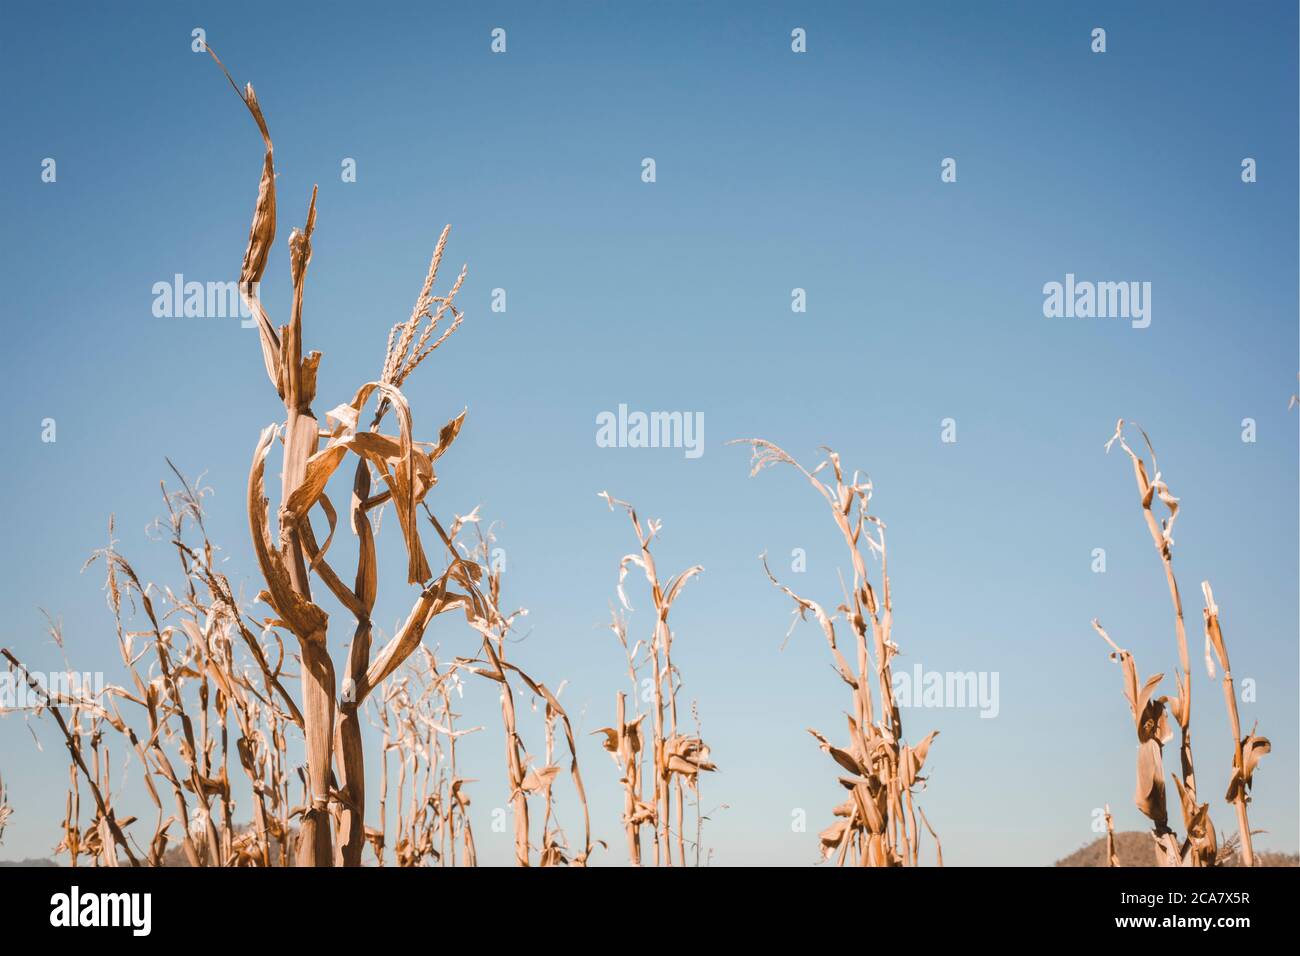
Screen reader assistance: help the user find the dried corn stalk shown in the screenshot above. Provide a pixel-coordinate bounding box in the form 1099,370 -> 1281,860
454,522 -> 598,866
1090,620 -> 1183,864
0,775 -> 11,846
1093,422 -> 1269,866
597,494 -> 715,866
1104,804 -> 1120,867
1104,421 -> 1208,857
732,440 -> 939,866
211,50 -> 475,865
1201,582 -> 1269,867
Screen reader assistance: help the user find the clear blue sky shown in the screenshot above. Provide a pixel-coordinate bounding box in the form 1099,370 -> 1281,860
0,0 -> 1295,865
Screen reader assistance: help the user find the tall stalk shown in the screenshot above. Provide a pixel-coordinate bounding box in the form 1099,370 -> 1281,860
214,50 -> 472,865
599,493 -> 713,866
1201,581 -> 1270,867
732,439 -> 939,866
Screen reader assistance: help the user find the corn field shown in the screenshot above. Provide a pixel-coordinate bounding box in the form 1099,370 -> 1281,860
0,55 -> 1287,872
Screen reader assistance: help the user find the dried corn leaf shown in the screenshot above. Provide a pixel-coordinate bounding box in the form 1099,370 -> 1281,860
247,425 -> 327,641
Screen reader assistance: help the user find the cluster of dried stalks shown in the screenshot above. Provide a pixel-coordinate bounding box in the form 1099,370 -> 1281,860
1092,421 -> 1270,867
597,494 -> 715,866
3,59 -> 1288,873
732,440 -> 941,866
370,646 -> 478,866
0,54 -> 592,868
4,475 -> 296,867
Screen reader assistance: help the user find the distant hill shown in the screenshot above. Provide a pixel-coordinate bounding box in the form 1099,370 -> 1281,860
0,857 -> 58,867
1057,831 -> 1299,867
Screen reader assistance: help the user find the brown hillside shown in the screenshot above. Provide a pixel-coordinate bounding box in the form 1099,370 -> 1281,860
1057,832 -> 1298,867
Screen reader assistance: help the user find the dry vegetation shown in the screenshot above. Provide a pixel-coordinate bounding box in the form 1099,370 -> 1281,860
732,439 -> 941,867
0,775 -> 10,846
1058,830 -> 1298,867
1091,421 -> 1270,867
450,523 -> 597,866
597,494 -> 714,866
370,646 -> 478,866
0,54 -> 594,868
0,61 -> 1290,872
3,483 -> 298,867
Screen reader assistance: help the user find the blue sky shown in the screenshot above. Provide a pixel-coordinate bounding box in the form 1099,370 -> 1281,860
0,0 -> 1295,865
